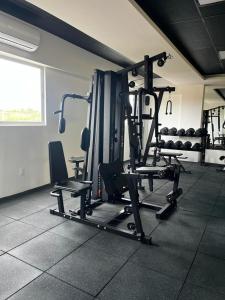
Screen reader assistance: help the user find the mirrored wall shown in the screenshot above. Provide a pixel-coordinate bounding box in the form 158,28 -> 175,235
203,86 -> 225,150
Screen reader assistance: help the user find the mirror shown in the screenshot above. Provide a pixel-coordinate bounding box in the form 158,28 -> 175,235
203,86 -> 225,150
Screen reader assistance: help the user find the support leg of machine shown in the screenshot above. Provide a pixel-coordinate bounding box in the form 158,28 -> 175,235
126,176 -> 145,238
161,155 -> 169,165
75,161 -> 79,179
80,192 -> 87,219
148,174 -> 154,192
174,156 -> 191,173
50,189 -> 65,214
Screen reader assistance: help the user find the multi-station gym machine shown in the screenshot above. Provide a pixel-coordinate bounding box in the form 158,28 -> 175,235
203,105 -> 225,149
48,52 -> 183,244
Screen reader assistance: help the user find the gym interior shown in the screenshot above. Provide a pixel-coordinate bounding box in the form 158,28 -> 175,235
0,1 -> 225,299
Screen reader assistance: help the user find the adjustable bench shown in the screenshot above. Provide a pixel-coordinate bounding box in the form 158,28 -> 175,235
49,141 -> 91,219
135,165 -> 183,218
158,151 -> 191,173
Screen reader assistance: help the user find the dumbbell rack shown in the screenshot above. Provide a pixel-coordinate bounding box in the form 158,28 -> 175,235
158,131 -> 207,164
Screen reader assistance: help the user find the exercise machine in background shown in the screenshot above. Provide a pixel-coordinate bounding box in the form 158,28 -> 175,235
49,53 -> 183,244
203,105 -> 225,150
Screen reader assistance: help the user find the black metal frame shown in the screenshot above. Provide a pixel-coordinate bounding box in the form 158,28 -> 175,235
50,167 -> 181,244
203,105 -> 225,151
50,175 -> 153,244
158,152 -> 191,174
50,53 -> 183,244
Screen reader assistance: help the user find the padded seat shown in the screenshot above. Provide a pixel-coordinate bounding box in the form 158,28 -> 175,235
55,181 -> 90,193
49,141 -> 91,218
69,156 -> 84,163
49,141 -> 90,195
159,152 -> 183,157
136,166 -> 166,174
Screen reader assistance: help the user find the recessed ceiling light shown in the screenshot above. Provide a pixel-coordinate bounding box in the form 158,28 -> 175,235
219,50 -> 225,60
198,0 -> 224,5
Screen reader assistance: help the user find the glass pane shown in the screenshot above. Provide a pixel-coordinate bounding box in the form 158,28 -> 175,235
0,58 -> 42,123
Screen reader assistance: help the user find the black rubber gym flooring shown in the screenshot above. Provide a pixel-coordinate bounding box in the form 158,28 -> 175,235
0,162 -> 225,299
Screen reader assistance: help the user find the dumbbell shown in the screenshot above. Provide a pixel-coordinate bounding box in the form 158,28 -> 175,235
165,140 -> 175,149
195,128 -> 203,137
195,128 -> 207,137
177,128 -> 185,136
159,140 -> 165,148
183,141 -> 192,150
160,127 -> 169,135
185,128 -> 195,136
174,140 -> 183,149
168,127 -> 177,135
192,143 -> 201,151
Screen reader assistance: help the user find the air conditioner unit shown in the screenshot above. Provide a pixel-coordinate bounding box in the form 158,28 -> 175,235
0,12 -> 40,52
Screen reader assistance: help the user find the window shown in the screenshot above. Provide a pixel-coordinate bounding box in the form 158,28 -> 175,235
0,56 -> 45,125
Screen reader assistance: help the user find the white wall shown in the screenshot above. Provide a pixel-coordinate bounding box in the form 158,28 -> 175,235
205,149 -> 225,164
0,27 -> 118,78
0,27 -> 119,198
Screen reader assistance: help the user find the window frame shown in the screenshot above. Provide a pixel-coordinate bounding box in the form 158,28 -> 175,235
0,55 -> 46,126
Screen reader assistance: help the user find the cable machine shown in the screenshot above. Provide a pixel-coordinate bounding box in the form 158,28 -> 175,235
49,53 -> 182,244
203,105 -> 225,149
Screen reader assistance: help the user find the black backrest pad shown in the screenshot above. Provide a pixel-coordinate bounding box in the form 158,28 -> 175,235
48,141 -> 68,184
99,160 -> 127,196
81,127 -> 90,152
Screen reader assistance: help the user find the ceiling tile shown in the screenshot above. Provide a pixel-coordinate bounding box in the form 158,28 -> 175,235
169,19 -> 212,51
135,0 -> 199,24
205,14 -> 225,48
191,47 -> 223,74
135,0 -> 225,76
200,2 -> 225,17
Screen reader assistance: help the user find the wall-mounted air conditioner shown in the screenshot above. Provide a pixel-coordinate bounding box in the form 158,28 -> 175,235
0,12 -> 40,52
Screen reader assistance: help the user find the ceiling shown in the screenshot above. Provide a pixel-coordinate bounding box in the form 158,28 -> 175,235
0,0 -> 134,69
215,88 -> 225,100
23,0 -> 203,84
204,85 -> 225,109
1,0 -> 225,85
135,0 -> 225,76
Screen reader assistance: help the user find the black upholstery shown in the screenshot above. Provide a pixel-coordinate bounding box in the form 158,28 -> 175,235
49,141 -> 91,194
80,127 -> 90,152
49,141 -> 68,184
59,117 -> 66,134
99,160 -> 127,196
55,181 -> 90,193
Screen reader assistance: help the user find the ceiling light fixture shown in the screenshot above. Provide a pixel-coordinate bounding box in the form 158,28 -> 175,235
198,0 -> 224,5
